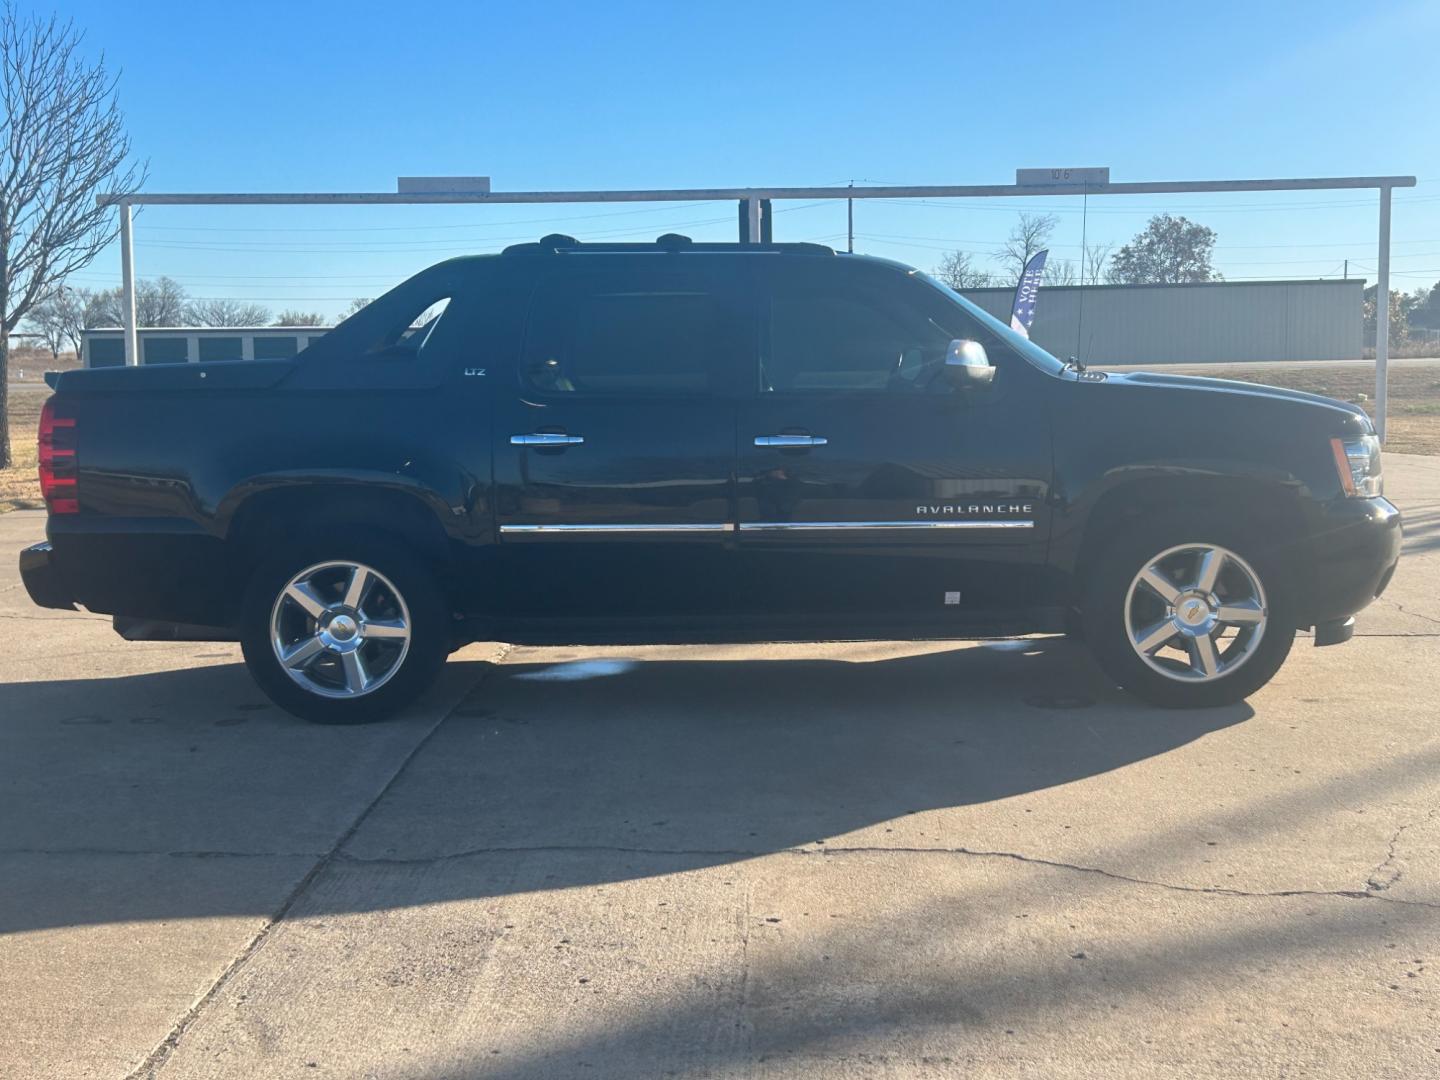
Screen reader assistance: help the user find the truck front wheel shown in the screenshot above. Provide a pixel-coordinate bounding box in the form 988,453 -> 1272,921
1083,521 -> 1296,708
240,540 -> 449,724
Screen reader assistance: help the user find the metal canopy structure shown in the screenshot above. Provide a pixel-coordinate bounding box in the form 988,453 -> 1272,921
101,173 -> 1416,439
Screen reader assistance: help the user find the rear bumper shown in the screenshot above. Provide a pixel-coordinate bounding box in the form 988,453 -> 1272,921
18,542 -> 76,611
23,518 -> 234,625
1294,496 -> 1402,628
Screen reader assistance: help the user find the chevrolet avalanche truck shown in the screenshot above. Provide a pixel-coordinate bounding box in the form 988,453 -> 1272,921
20,236 -> 1402,722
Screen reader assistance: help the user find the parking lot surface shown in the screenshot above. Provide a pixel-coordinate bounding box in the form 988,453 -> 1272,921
2,456 -> 1438,1079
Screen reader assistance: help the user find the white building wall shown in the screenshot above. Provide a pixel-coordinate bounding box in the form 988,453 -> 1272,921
960,279 -> 1363,365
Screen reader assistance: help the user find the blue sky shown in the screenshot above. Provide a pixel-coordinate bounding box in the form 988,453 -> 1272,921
52,0 -> 1440,319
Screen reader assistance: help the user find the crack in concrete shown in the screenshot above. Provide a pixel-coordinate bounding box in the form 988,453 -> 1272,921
328,841 -> 1440,911
14,835 -> 1435,914
130,646 -> 511,1080
1379,598 -> 1440,628
1344,632 -> 1440,638
0,610 -> 108,622
1365,809 -> 1436,893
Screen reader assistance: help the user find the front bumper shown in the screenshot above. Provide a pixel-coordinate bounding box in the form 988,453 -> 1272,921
19,542 -> 76,611
1296,496 -> 1401,629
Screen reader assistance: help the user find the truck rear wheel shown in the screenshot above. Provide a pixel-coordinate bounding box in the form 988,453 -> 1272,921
1083,520 -> 1295,708
240,540 -> 449,724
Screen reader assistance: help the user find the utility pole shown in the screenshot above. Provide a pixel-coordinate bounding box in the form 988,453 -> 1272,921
120,203 -> 138,366
847,182 -> 854,253
1343,259 -> 1348,280
1376,185 -> 1392,442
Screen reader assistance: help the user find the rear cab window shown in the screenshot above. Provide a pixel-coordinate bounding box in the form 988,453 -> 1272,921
520,261 -> 749,397
288,261 -> 484,389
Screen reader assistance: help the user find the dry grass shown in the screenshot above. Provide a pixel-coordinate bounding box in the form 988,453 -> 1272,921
1197,363 -> 1440,456
3,351 -> 73,512
1,383 -> 48,512
0,440 -> 40,513
1363,341 -> 1439,360
8,347 -> 79,380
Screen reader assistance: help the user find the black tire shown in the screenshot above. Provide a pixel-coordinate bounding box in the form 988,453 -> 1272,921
240,538 -> 449,724
1082,517 -> 1296,708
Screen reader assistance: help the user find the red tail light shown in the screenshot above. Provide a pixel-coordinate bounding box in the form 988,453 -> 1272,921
38,398 -> 78,514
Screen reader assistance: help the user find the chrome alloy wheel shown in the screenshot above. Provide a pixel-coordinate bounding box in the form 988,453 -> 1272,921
269,561 -> 412,699
1124,543 -> 1268,683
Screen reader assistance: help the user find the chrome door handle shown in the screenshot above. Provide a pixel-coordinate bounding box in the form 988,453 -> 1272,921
754,434 -> 828,447
511,433 -> 585,446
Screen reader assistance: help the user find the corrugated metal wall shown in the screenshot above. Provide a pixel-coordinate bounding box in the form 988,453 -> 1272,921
959,280 -> 1363,364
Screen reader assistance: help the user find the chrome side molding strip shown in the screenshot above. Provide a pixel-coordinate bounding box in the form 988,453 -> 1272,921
500,520 -> 1035,534
738,520 -> 1035,531
500,523 -> 735,534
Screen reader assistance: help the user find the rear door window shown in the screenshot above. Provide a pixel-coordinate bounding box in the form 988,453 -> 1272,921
521,265 -> 746,396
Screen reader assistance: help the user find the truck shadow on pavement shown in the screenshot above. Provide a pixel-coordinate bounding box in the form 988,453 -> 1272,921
0,638 -> 1251,935
1398,504 -> 1440,554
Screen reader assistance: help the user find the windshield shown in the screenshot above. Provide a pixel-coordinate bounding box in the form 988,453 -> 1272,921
911,270 -> 1068,376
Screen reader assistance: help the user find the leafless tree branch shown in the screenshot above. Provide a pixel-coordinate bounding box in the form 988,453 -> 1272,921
1,2 -> 145,465
994,213 -> 1057,285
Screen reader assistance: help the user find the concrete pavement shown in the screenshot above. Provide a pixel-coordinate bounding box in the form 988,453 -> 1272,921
1,457 -> 1437,1079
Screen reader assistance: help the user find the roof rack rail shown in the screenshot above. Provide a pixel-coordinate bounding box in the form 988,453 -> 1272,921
500,234 -> 835,256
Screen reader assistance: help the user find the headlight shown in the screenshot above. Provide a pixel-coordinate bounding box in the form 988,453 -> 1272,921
1330,434 -> 1383,497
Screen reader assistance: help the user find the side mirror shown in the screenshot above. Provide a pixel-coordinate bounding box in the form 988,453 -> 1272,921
943,339 -> 994,389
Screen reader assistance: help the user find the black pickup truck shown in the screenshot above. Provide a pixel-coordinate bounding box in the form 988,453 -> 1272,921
21,236 -> 1402,722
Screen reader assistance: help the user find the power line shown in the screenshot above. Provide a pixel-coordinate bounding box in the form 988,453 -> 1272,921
131,201 -> 719,233
847,229 -> 1440,252
117,203 -> 832,255
131,200 -> 834,236
872,192 -> 1440,215
850,234 -> 1440,266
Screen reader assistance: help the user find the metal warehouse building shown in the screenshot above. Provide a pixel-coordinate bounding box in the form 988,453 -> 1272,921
78,278 -> 1364,369
81,326 -> 334,367
960,278 -> 1363,365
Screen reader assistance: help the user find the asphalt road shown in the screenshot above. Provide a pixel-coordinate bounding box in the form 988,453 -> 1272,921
2,458 -> 1438,1079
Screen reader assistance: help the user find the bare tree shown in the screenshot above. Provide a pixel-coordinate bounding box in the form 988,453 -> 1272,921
1081,242 -> 1112,286
88,277 -> 188,326
23,305 -> 64,356
188,298 -> 272,327
0,5 -> 144,466
1042,259 -> 1077,287
274,310 -> 326,327
58,286 -> 92,353
994,212 -> 1057,284
933,251 -> 993,290
80,287 -> 110,332
23,287 -> 79,356
339,297 -> 371,319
